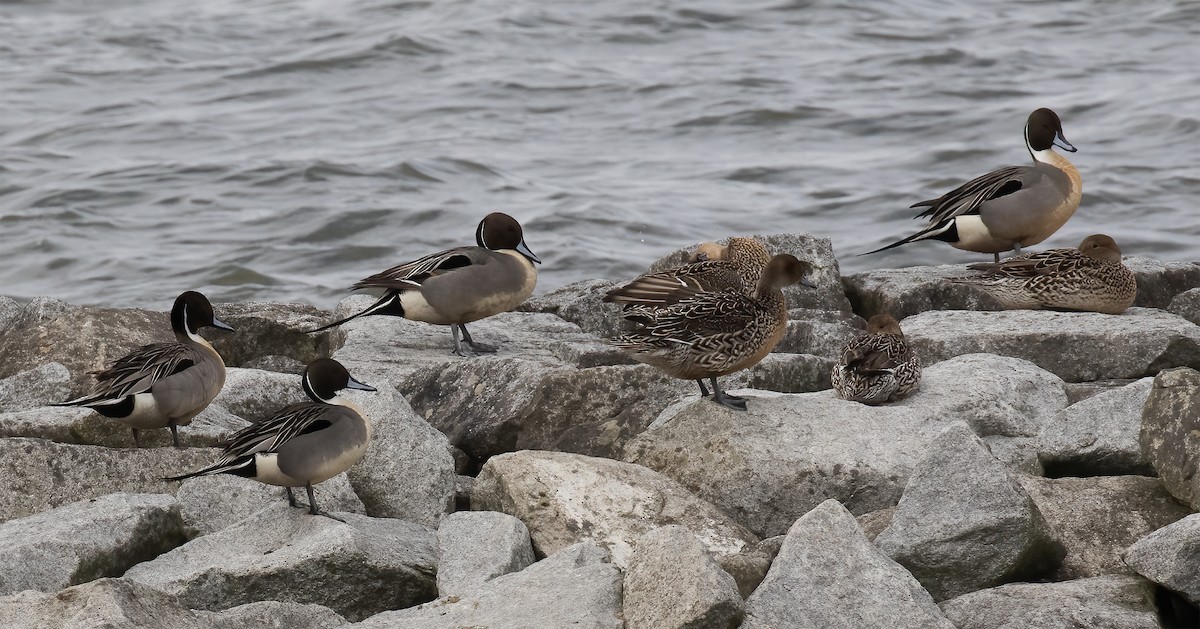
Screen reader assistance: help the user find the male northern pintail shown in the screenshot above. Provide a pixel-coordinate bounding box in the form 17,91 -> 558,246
864,108 -> 1081,262
604,237 -> 770,305
606,253 -> 815,411
951,234 -> 1137,314
832,314 -> 921,405
166,358 -> 375,519
309,212 -> 540,355
56,291 -> 232,447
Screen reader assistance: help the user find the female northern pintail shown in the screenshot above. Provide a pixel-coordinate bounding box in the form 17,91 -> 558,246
864,108 -> 1081,262
832,314 -> 921,405
606,253 -> 815,411
604,237 -> 771,305
166,358 -> 376,519
310,212 -> 540,356
56,291 -> 232,447
951,234 -> 1137,314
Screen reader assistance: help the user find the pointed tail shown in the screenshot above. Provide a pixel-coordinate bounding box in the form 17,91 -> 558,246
304,292 -> 405,334
164,457 -> 252,482
859,219 -> 957,257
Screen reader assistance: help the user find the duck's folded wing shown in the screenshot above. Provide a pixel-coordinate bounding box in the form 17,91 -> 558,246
635,292 -> 759,341
912,165 -> 1027,223
605,263 -> 743,307
965,248 -> 1082,278
220,402 -> 332,457
85,343 -> 200,400
351,246 -> 483,291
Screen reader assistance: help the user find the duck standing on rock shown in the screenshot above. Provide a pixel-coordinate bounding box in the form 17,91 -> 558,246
55,290 -> 233,447
166,358 -> 375,519
863,107 -> 1081,262
605,252 -> 816,411
950,234 -> 1137,314
832,314 -> 921,405
308,212 -> 541,356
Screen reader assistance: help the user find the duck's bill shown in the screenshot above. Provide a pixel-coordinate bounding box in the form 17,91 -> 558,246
1054,131 -> 1077,153
800,277 -> 819,289
346,376 -> 377,392
517,239 -> 542,264
211,317 -> 235,332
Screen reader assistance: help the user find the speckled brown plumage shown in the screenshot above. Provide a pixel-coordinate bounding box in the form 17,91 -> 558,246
832,314 -> 921,405
951,234 -> 1136,314
603,237 -> 771,307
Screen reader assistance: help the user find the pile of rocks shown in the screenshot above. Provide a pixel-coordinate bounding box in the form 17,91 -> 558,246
0,234 -> 1196,628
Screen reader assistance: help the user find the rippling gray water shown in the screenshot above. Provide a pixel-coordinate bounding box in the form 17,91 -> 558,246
2,0 -> 1197,308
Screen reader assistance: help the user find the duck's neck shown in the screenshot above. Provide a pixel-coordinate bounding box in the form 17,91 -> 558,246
1031,146 -> 1082,199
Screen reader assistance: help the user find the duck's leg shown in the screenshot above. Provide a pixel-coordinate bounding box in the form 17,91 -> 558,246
169,422 -> 181,448
450,325 -> 466,357
459,324 -> 498,353
1013,243 -> 1024,256
710,377 -> 747,411
307,482 -> 345,522
131,427 -> 140,447
993,252 -> 1001,263
286,487 -> 300,508
696,379 -> 711,397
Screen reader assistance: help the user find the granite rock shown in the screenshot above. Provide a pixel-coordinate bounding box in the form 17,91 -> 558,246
435,510 -> 536,597
1038,378 -> 1155,476
1124,513 -> 1200,607
623,525 -> 744,629
938,575 -> 1162,629
1139,367 -> 1200,510
176,474 -> 365,537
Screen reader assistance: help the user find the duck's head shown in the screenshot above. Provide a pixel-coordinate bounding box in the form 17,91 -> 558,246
757,254 -> 818,295
171,291 -> 234,342
302,358 -> 376,403
1026,107 -> 1076,156
1078,234 -> 1122,263
865,313 -> 904,336
476,212 -> 541,264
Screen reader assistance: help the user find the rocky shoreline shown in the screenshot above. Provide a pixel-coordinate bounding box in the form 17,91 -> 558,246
0,233 -> 1198,628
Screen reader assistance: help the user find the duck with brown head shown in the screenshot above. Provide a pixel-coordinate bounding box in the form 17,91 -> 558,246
308,212 -> 541,355
55,290 -> 234,447
832,314 -> 921,405
609,253 -> 817,411
951,234 -> 1137,314
863,107 -> 1082,262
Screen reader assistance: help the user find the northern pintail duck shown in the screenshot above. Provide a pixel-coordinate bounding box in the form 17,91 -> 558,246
951,234 -> 1137,314
864,108 -> 1081,262
606,254 -> 816,410
604,236 -> 771,305
166,358 -> 375,518
831,314 -> 921,405
56,291 -> 232,447
310,212 -> 541,356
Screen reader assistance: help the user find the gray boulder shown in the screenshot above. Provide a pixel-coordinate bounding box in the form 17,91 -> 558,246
207,301 -> 336,369
875,424 -> 1063,601
518,278 -> 625,339
1017,475 -> 1193,580
0,493 -> 185,595
623,525 -> 744,629
355,542 -> 623,629
0,438 -> 216,522
777,308 -> 865,359
743,500 -> 954,629
0,578 -> 349,629
1038,378 -> 1155,476
1124,513 -> 1200,606
625,354 -> 1066,538
1169,287 -> 1200,325
472,451 -> 758,570
123,504 -> 437,621
904,308 -> 1200,382
0,296 -> 22,333
843,264 -> 1006,320
1140,367 -> 1200,510
176,474 -> 364,537
939,575 -> 1162,629
0,362 -> 71,412
342,385 -> 455,527
731,352 -> 837,394
1125,257 -> 1200,309
0,402 -> 249,448
436,510 -> 536,597
213,367 -> 307,423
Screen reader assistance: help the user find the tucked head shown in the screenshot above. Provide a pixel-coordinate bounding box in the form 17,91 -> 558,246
1026,107 -> 1076,153
1078,234 -> 1122,262
476,212 -> 541,264
171,290 -> 234,337
758,254 -> 817,293
690,242 -> 726,263
866,314 -> 904,336
302,358 -> 376,403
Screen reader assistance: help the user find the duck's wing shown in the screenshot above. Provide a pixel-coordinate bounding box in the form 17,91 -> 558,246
605,262 -> 744,307
911,165 -> 1030,224
351,246 -> 488,291
963,247 -> 1084,279
624,290 -> 759,342
842,334 -> 911,374
61,343 -> 200,405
